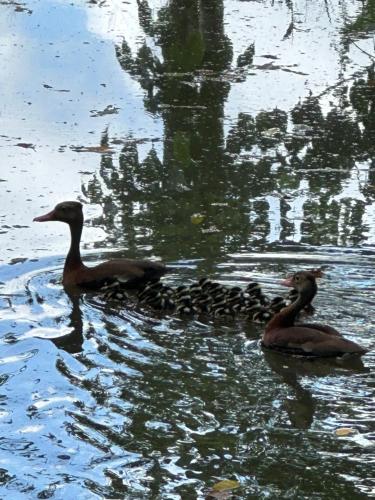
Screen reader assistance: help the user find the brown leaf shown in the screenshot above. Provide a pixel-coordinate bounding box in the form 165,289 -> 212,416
71,145 -> 114,154
15,142 -> 35,150
43,83 -> 70,92
335,427 -> 356,436
90,105 -> 120,117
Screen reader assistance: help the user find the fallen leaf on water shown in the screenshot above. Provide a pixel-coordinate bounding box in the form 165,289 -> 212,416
43,83 -> 70,92
15,142 -> 36,150
71,145 -> 114,154
90,105 -> 120,117
335,427 -> 356,436
206,479 -> 240,499
212,480 -> 240,492
191,213 -> 206,225
261,54 -> 279,60
9,257 -> 28,265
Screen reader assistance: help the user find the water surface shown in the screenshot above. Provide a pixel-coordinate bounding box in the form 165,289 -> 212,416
0,0 -> 374,498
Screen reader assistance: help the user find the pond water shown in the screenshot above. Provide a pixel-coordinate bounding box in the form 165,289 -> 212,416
0,0 -> 374,498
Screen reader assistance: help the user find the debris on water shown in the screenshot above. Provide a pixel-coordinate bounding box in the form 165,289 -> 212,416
90,105 -> 120,117
43,83 -> 70,92
335,427 -> 356,437
206,479 -> 240,499
70,145 -> 115,153
15,142 -> 36,150
191,213 -> 206,224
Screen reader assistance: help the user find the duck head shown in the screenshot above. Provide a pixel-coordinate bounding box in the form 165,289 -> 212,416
34,201 -> 83,225
281,271 -> 318,298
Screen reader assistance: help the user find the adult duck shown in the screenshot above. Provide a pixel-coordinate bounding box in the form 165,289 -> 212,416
34,201 -> 166,288
262,270 -> 367,357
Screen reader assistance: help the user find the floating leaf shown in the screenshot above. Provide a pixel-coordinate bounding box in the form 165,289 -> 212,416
43,83 -> 70,92
15,142 -> 35,150
71,145 -> 114,154
206,479 -> 240,499
335,427 -> 356,436
191,213 -> 205,225
90,105 -> 120,117
212,479 -> 240,492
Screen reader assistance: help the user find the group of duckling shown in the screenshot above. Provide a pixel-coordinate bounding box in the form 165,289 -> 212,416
102,277 -> 302,323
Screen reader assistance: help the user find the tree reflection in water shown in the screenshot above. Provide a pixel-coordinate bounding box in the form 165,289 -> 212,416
82,1 -> 374,263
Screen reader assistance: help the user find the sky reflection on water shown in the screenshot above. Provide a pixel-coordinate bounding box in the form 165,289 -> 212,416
0,0 -> 374,498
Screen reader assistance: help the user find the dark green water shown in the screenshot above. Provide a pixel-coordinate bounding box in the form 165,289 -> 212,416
0,0 -> 374,498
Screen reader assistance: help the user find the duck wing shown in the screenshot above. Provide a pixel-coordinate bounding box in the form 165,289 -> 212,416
75,259 -> 166,289
297,323 -> 342,337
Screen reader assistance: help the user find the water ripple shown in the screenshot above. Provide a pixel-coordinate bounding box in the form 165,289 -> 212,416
0,251 -> 373,497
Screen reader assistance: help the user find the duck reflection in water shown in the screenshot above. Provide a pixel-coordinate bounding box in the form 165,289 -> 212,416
263,350 -> 368,429
48,289 -> 84,354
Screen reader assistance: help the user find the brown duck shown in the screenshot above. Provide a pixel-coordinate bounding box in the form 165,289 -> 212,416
34,201 -> 166,288
262,270 -> 367,357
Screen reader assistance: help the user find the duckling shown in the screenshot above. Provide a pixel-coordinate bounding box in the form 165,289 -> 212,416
252,307 -> 273,323
176,284 -> 189,294
269,295 -> 287,313
143,292 -> 164,309
176,297 -> 197,315
245,281 -> 269,305
213,305 -> 235,318
244,298 -> 262,313
192,293 -> 212,313
189,282 -> 203,297
210,285 -> 229,301
226,287 -> 244,303
211,297 -> 235,318
162,285 -> 175,297
246,282 -> 262,297
160,296 -> 176,310
199,277 -> 213,290
102,288 -> 129,301
286,288 -> 298,304
138,280 -> 163,302
286,287 -> 315,314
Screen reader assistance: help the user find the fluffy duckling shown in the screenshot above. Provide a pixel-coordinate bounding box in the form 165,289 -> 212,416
269,295 -> 288,313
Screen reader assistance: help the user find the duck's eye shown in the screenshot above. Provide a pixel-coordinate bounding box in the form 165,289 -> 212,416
294,276 -> 300,282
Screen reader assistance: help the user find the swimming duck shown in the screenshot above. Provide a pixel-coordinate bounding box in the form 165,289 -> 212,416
34,201 -> 166,288
262,271 -> 367,357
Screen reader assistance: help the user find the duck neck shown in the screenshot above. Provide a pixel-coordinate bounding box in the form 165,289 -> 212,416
64,220 -> 84,272
265,283 -> 316,332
